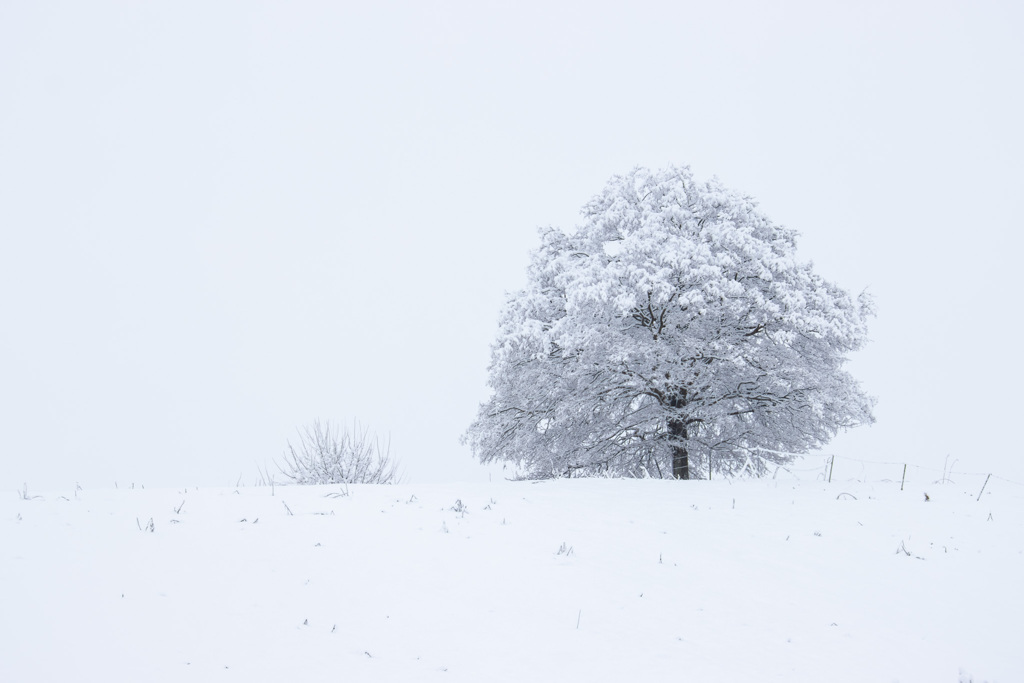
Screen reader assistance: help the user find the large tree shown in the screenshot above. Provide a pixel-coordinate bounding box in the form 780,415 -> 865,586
465,165 -> 874,479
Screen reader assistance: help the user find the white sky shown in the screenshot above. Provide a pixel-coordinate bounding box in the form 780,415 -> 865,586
2,0 -> 1021,489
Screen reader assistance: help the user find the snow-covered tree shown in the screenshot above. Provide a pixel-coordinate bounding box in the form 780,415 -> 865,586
465,165 -> 874,479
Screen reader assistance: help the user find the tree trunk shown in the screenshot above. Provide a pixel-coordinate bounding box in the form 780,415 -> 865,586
668,392 -> 689,480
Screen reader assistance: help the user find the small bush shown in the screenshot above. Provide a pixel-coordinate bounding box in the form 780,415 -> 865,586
279,420 -> 400,485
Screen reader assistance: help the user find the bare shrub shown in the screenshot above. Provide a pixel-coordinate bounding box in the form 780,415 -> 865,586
279,420 -> 400,485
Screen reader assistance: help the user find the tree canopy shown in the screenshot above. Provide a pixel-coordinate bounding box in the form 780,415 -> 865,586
465,165 -> 874,479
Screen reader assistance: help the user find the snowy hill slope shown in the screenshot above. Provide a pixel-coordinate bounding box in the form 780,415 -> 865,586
3,478 -> 1021,682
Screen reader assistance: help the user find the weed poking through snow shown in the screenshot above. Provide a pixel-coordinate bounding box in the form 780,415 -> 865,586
17,484 -> 42,501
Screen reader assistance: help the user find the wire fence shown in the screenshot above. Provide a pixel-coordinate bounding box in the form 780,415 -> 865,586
768,451 -> 1024,498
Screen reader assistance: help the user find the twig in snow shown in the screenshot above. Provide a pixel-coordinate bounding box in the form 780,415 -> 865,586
325,482 -> 350,498
976,474 -> 991,501
17,484 -> 42,501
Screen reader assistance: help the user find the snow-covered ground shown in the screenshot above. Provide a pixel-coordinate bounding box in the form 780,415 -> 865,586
3,475 -> 1021,682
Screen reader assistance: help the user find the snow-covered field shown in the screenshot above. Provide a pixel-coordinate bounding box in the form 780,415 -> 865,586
3,475 -> 1021,682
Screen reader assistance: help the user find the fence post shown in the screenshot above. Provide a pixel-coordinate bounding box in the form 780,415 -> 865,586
828,455 -> 835,483
977,473 -> 992,502
900,464 -> 907,491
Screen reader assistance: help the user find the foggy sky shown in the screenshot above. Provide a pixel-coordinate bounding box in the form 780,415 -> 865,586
2,1 -> 1021,490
